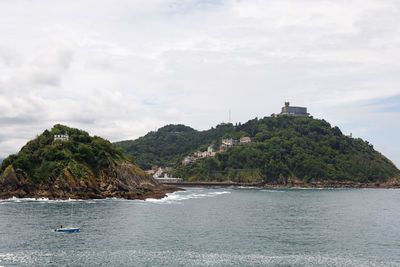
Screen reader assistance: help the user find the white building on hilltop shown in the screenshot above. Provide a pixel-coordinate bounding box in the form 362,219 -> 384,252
54,134 -> 69,141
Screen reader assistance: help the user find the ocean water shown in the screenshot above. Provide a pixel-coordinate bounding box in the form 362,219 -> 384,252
1,188 -> 400,266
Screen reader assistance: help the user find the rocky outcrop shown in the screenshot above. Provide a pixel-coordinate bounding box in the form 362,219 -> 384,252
0,161 -> 178,200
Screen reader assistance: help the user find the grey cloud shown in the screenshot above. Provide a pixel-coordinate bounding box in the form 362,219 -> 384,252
28,49 -> 74,87
0,116 -> 39,125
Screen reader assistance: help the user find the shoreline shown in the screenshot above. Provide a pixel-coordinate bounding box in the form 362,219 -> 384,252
161,181 -> 400,189
0,185 -> 181,201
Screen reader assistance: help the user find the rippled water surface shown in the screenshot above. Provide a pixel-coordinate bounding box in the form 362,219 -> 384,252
1,188 -> 400,266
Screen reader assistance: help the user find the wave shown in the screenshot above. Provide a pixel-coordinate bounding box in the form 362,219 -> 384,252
0,196 -> 87,204
0,190 -> 231,205
145,190 -> 231,204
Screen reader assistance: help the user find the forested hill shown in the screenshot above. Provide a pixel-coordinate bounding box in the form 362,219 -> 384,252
115,117 -> 400,184
1,124 -> 127,184
114,123 -> 237,169
0,124 -> 171,199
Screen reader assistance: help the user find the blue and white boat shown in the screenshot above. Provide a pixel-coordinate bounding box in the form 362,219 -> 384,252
55,227 -> 80,233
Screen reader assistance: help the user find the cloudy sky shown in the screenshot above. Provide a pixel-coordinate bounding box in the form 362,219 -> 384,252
0,0 -> 399,166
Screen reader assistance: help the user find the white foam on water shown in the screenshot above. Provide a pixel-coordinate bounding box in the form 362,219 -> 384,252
0,196 -> 88,204
146,190 -> 231,204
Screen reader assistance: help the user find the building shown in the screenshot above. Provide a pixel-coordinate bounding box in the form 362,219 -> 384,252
195,151 -> 213,158
194,151 -> 203,158
153,168 -> 164,178
202,151 -> 212,158
207,145 -> 215,153
182,156 -> 196,165
222,138 -> 238,146
152,166 -> 174,178
273,102 -> 310,118
54,134 -> 69,141
240,137 -> 251,144
220,143 -> 228,151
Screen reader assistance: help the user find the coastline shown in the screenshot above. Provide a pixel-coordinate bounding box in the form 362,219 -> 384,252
161,181 -> 400,189
0,185 -> 182,201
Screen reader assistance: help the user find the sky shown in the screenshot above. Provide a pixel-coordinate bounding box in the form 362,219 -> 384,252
0,0 -> 399,167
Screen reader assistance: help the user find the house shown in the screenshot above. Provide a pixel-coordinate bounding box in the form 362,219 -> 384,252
153,168 -> 164,178
182,156 -> 196,165
220,143 -> 228,151
202,151 -> 212,158
273,102 -> 310,118
222,138 -> 238,146
54,134 -> 69,141
207,145 -> 215,153
240,137 -> 251,143
152,166 -> 174,178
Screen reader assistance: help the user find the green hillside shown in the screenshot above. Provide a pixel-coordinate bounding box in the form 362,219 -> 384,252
1,124 -> 127,184
0,124 -> 169,199
116,116 -> 400,184
114,123 -> 236,169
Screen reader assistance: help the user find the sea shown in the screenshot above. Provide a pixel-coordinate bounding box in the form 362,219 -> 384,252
1,187 -> 400,266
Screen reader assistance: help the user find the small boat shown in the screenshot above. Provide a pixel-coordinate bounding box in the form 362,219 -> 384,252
55,227 -> 80,233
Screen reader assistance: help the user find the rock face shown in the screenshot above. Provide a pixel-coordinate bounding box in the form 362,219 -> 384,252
0,124 -> 178,200
0,161 -> 176,200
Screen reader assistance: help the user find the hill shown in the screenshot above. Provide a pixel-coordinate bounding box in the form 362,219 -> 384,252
116,117 -> 400,185
0,124 -> 174,199
114,123 -> 236,169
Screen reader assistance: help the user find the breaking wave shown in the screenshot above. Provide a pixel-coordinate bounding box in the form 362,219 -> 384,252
145,189 -> 231,204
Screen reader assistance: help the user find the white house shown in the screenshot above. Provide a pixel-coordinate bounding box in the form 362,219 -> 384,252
240,137 -> 251,143
194,151 -> 203,158
207,145 -> 215,153
54,134 -> 69,141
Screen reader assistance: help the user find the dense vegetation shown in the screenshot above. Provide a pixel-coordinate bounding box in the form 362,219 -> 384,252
116,117 -> 399,183
0,124 -> 127,183
114,124 -> 236,169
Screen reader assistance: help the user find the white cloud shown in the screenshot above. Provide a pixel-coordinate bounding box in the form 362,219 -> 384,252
0,0 -> 399,167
